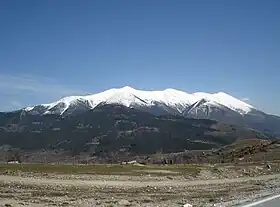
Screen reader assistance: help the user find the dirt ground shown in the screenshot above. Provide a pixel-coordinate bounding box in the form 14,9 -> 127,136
0,163 -> 280,207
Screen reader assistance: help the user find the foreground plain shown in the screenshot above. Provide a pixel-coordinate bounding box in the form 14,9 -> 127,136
0,163 -> 280,206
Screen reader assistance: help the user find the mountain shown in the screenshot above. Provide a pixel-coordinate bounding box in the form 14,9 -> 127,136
24,86 -> 253,115
21,86 -> 280,136
0,105 -> 269,160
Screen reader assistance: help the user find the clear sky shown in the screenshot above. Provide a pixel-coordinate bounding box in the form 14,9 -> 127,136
0,0 -> 279,115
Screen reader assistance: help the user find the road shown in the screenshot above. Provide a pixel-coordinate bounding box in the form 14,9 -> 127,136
241,194 -> 280,207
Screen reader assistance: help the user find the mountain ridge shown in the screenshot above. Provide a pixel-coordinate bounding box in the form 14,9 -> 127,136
23,86 -> 255,116
14,86 -> 280,137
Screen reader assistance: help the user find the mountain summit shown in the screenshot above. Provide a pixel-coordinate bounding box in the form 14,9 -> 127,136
24,86 -> 255,116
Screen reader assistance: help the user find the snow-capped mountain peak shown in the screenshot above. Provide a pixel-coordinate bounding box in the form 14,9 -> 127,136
193,92 -> 253,114
120,86 -> 136,92
23,86 -> 256,116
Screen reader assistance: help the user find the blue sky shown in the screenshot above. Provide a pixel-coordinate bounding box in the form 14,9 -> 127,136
0,0 -> 279,114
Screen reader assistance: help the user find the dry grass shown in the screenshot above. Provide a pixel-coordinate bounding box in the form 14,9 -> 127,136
0,163 -> 204,176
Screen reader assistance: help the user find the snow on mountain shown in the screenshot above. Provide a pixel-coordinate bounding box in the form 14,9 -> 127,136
193,92 -> 253,114
183,98 -> 245,122
24,86 -> 256,116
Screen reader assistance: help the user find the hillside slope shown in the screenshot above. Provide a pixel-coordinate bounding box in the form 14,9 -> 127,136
0,105 -> 268,157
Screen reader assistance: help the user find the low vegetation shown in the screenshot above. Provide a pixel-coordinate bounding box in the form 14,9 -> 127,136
0,163 -> 205,176
0,105 -> 269,162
